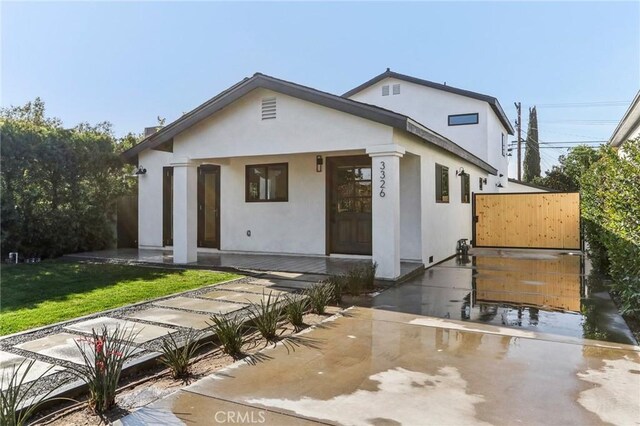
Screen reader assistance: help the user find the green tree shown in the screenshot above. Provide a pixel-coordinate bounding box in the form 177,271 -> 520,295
535,145 -> 601,191
523,106 -> 541,182
1,99 -> 134,258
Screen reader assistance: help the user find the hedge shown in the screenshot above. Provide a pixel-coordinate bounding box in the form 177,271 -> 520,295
581,138 -> 640,316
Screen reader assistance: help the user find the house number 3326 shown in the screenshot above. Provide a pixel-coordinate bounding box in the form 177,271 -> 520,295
379,161 -> 386,197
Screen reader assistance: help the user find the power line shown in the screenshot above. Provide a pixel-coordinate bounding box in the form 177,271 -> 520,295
517,100 -> 631,108
509,140 -> 605,146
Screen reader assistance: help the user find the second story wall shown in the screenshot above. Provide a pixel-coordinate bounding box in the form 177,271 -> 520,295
347,77 -> 511,177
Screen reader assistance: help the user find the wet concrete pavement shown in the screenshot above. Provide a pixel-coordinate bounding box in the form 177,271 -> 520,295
118,307 -> 640,426
373,249 -> 637,345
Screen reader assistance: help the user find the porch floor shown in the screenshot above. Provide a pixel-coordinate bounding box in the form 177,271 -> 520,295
67,249 -> 424,282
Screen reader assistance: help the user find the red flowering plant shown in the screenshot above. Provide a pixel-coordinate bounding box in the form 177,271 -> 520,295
69,325 -> 139,414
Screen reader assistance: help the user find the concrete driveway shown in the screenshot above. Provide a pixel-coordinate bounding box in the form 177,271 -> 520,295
119,307 -> 640,426
374,249 -> 637,345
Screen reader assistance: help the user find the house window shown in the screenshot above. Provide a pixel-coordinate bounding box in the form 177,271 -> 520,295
448,113 -> 479,126
501,133 -> 506,157
479,177 -> 484,191
382,85 -> 390,96
435,164 -> 449,203
392,84 -> 401,95
461,173 -> 470,203
246,163 -> 288,202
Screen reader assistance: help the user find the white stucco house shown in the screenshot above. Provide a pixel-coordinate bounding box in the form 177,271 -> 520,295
610,90 -> 640,152
123,69 -> 515,279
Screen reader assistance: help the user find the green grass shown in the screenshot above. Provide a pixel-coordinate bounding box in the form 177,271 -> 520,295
0,261 -> 240,335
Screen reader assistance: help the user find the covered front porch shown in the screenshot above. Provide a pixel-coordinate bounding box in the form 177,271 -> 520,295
68,249 -> 424,283
159,144 -> 422,280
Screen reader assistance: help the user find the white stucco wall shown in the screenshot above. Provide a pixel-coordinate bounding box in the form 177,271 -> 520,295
504,181 -> 549,193
174,88 -> 393,159
399,153 -> 422,261
137,148 -> 173,248
394,130 -> 488,266
348,77 -> 512,183
218,153 -> 327,255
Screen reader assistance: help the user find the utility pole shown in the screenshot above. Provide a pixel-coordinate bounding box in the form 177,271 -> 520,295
514,102 -> 522,181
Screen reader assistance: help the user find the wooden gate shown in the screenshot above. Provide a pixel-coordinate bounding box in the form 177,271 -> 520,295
473,192 -> 581,250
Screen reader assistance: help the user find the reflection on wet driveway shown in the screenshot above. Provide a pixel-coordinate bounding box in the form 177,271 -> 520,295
118,308 -> 640,426
373,249 -> 637,345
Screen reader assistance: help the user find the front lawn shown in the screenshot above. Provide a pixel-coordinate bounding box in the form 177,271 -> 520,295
0,261 -> 240,335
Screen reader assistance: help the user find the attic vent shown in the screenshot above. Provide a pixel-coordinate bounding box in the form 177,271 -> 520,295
392,84 -> 401,95
261,97 -> 277,120
381,85 -> 389,96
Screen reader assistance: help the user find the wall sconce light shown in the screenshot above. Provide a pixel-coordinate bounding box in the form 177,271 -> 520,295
316,155 -> 323,173
496,183 -> 504,188
482,178 -> 487,184
499,173 -> 504,178
455,167 -> 465,177
133,165 -> 147,176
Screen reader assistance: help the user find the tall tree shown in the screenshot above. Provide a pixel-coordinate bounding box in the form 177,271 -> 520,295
523,106 -> 541,182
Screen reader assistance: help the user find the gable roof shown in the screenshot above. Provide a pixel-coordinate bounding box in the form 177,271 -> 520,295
122,73 -> 497,175
609,90 -> 640,147
342,69 -> 515,135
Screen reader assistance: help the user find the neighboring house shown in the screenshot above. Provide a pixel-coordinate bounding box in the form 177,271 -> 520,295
609,90 -> 640,151
123,70 -> 514,279
506,178 -> 553,193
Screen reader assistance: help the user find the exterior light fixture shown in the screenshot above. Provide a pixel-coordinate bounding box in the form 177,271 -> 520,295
496,183 -> 504,188
482,178 -> 488,184
316,155 -> 323,173
133,166 -> 147,176
455,167 -> 465,177
499,173 -> 504,178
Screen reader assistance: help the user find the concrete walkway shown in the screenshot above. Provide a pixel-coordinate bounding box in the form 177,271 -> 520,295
0,273 -> 319,392
118,307 -> 640,426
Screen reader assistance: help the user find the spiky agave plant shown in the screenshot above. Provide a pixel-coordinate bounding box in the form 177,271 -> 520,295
284,294 -> 309,328
209,314 -> 245,358
0,359 -> 66,426
159,328 -> 206,380
248,293 -> 283,340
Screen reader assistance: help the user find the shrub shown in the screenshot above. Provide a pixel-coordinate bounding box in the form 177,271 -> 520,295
581,139 -> 640,317
209,314 -> 244,358
69,325 -> 139,414
0,359 -> 64,426
159,328 -> 206,380
343,262 -> 377,295
248,293 -> 283,341
326,262 -> 378,299
284,294 -> 308,328
307,283 -> 332,315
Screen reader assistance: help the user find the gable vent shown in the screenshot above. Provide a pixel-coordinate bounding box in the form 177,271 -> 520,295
261,97 -> 277,120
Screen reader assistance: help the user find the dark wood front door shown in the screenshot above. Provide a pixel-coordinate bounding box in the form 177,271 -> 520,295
198,165 -> 220,248
327,156 -> 372,255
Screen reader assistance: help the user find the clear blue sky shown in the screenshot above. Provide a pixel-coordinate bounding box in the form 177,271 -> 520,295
2,1 -> 639,175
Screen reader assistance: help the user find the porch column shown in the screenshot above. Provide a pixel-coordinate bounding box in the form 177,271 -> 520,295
172,157 -> 198,264
367,144 -> 405,279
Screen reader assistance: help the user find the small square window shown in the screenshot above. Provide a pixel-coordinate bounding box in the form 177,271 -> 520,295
501,133 -> 506,157
392,84 -> 400,95
382,85 -> 389,96
435,164 -> 449,203
246,163 -> 288,202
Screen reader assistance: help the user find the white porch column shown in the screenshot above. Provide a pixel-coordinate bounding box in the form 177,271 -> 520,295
172,157 -> 198,264
367,144 -> 405,279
